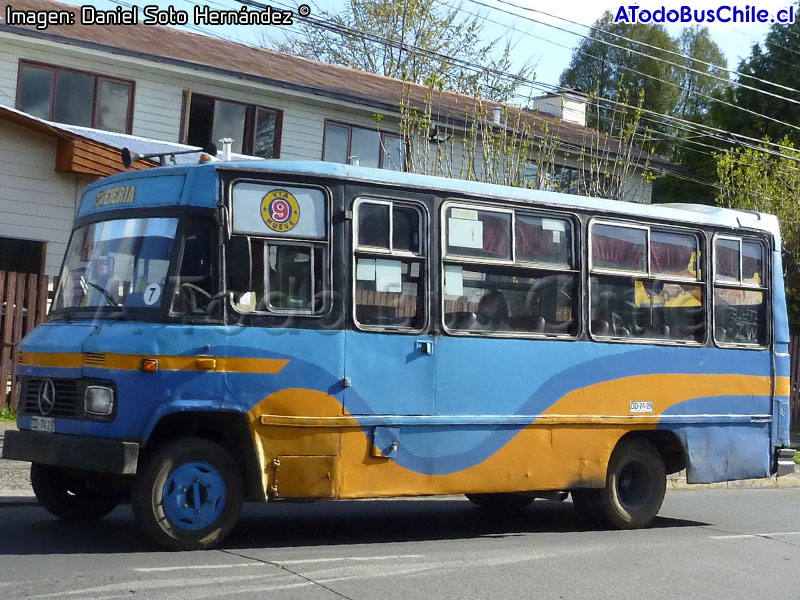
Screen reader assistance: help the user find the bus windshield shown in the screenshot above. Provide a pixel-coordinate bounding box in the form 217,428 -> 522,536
52,217 -> 178,316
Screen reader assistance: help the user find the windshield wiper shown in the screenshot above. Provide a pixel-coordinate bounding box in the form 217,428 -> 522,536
79,277 -> 121,308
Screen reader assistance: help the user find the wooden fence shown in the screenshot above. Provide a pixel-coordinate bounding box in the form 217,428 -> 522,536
1,271 -> 54,411
790,336 -> 800,429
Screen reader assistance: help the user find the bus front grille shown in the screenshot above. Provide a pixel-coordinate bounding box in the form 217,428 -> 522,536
18,377 -> 82,418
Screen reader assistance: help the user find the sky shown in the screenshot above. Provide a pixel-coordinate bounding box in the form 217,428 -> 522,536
52,0 -> 788,95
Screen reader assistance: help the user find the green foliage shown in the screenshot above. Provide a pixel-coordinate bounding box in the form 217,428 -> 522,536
267,0 -> 533,101
559,12 -> 680,143
0,402 -> 15,422
715,138 -> 800,329
710,2 -> 800,147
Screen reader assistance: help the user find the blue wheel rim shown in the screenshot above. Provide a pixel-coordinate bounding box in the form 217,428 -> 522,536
162,462 -> 227,531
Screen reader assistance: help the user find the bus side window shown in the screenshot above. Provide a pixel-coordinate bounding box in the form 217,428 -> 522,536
233,238 -> 325,315
713,237 -> 768,346
443,206 -> 578,336
173,229 -> 217,316
590,223 -> 705,343
354,200 -> 426,331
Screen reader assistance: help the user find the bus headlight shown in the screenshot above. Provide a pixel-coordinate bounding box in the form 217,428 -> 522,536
85,386 -> 114,416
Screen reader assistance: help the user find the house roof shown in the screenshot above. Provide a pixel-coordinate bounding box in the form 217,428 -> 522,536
0,0 -> 676,171
0,103 -> 259,175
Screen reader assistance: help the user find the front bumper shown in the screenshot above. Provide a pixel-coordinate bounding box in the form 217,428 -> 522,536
2,430 -> 139,475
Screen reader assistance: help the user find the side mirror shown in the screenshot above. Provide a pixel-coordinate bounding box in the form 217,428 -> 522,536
227,236 -> 252,293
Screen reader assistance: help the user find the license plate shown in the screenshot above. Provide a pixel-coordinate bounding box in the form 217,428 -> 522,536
31,416 -> 55,433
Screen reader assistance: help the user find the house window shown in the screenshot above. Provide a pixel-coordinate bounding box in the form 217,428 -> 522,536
323,121 -> 405,170
16,61 -> 134,133
184,93 -> 281,158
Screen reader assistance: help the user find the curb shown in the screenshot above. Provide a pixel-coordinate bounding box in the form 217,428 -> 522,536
667,471 -> 800,490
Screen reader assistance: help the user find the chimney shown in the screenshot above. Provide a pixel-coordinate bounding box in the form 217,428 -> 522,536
533,89 -> 587,127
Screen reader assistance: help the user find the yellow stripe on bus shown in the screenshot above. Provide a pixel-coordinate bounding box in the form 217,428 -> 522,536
19,352 -> 288,374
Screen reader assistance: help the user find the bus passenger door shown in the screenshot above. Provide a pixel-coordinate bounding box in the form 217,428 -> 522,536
343,195 -> 434,416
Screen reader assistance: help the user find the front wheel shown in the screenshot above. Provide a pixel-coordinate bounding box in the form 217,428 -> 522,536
30,463 -> 120,521
572,438 -> 666,529
132,438 -> 243,551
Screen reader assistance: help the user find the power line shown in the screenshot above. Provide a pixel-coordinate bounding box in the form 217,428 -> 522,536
462,0 -> 800,108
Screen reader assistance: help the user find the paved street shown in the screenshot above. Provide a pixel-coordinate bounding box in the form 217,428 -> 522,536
0,488 -> 799,599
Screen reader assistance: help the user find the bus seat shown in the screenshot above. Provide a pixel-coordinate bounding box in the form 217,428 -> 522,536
591,319 -> 610,336
445,311 -> 476,330
508,315 -> 545,333
544,318 -> 575,334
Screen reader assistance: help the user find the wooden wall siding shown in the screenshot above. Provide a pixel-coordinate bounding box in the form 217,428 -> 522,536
0,271 -> 54,410
790,335 -> 800,429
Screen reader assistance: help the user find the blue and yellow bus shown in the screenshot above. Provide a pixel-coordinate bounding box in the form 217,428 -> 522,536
3,159 -> 794,550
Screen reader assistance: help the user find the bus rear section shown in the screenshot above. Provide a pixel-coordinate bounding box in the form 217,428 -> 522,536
2,160 -> 794,550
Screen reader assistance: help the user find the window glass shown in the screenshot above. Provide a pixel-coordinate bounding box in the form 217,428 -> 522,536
19,65 -> 53,119
268,245 -> 313,310
591,275 -> 705,342
392,205 -> 420,253
715,238 -> 740,282
212,100 -> 247,154
446,207 -> 511,260
173,227 -> 217,316
97,80 -> 130,133
357,203 -> 390,248
592,224 -> 646,272
742,241 -> 764,286
53,70 -> 94,127
714,288 -> 766,345
515,214 -> 572,267
233,240 -> 324,314
383,134 -> 405,171
650,230 -> 698,278
351,127 -> 380,168
324,123 -> 349,163
443,265 -> 578,335
254,108 -> 277,158
355,258 -> 424,328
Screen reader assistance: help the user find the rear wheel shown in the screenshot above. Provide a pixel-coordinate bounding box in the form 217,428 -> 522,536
30,463 -> 120,521
465,492 -> 536,510
572,438 -> 666,529
132,438 -> 243,551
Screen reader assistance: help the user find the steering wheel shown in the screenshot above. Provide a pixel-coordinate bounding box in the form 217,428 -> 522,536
180,283 -> 212,314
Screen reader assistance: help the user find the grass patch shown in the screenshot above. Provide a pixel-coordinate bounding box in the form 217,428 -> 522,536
0,404 -> 16,422
795,452 -> 800,465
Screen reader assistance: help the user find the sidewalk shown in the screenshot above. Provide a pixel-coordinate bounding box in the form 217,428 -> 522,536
1,421 -> 799,504
0,421 -> 36,503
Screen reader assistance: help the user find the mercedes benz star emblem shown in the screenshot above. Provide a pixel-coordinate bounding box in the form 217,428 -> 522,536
38,379 -> 56,415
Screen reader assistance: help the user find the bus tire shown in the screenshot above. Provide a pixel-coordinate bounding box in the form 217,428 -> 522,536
465,492 -> 535,510
30,463 -> 120,521
132,438 -> 243,551
574,438 -> 666,529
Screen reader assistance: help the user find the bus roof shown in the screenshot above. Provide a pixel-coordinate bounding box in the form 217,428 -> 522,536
83,159 -> 780,239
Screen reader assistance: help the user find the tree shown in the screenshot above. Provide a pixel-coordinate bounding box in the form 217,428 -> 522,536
715,139 -> 800,329
559,11 -> 680,141
654,27 -> 728,205
711,2 -> 800,146
267,0 -> 533,101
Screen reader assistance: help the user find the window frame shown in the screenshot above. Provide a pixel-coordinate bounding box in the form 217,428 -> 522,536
225,179 -> 332,319
588,218 -> 707,346
711,233 -> 771,349
16,60 -> 135,134
323,119 -> 406,170
351,196 -> 429,333
440,199 -> 581,339
182,91 -> 283,158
